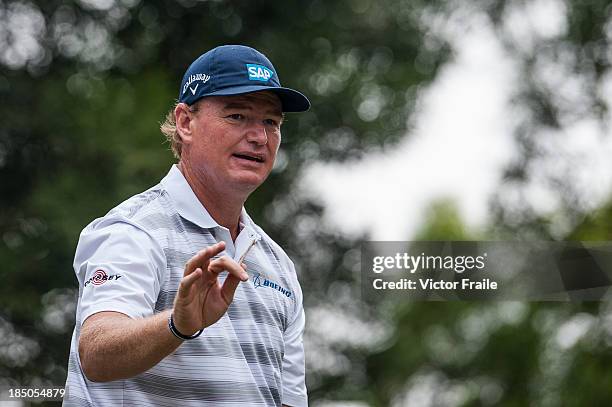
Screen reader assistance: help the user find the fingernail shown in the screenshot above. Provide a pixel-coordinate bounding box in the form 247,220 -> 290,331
242,273 -> 249,281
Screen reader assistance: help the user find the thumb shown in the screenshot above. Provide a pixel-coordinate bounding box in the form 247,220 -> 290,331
220,263 -> 247,305
220,274 -> 241,305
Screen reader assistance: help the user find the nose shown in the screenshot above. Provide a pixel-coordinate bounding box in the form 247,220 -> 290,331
245,122 -> 268,146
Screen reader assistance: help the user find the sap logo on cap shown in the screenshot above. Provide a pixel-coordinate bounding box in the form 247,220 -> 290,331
246,64 -> 274,82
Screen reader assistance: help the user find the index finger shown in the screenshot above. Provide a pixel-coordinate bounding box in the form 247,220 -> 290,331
184,241 -> 226,277
207,256 -> 249,282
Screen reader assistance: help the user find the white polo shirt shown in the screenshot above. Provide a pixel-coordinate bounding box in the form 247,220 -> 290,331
64,165 -> 307,407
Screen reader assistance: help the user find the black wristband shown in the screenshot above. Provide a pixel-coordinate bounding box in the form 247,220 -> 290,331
168,313 -> 203,340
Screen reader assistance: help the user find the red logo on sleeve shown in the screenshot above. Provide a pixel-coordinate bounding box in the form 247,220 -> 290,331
84,269 -> 122,288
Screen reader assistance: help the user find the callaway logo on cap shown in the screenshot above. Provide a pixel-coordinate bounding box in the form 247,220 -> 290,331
178,45 -> 310,112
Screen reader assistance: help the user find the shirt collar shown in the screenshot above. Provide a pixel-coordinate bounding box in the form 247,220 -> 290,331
160,165 -> 255,233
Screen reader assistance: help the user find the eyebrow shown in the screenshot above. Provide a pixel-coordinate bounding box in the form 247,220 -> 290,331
222,102 -> 283,117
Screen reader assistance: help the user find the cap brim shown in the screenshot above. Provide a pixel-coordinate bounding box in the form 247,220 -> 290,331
204,85 -> 310,112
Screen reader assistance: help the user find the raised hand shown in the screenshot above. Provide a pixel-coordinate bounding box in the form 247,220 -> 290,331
172,241 -> 249,336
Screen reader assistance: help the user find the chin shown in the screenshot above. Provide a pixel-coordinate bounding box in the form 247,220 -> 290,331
231,175 -> 267,191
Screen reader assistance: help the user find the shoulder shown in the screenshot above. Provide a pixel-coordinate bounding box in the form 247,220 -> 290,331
83,179 -> 183,236
76,183 -> 172,260
105,183 -> 166,223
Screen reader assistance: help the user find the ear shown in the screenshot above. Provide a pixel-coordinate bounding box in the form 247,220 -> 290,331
175,103 -> 194,144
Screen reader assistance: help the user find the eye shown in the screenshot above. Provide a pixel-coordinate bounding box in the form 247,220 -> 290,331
264,118 -> 279,127
226,113 -> 244,121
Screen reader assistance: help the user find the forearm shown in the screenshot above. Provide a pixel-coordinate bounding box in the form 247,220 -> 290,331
79,310 -> 182,382
78,242 -> 247,383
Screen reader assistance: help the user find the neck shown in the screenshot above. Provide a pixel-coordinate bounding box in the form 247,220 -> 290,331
178,161 -> 246,241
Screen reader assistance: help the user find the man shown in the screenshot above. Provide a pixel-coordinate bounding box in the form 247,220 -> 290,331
64,45 -> 310,407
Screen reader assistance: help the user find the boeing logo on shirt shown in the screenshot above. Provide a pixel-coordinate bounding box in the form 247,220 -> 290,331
246,64 -> 273,82
252,273 -> 292,298
84,269 -> 122,288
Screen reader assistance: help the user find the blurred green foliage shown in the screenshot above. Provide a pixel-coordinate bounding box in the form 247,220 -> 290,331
1,0 -> 612,406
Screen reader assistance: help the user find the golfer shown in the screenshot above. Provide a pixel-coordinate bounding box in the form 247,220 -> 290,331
63,45 -> 310,407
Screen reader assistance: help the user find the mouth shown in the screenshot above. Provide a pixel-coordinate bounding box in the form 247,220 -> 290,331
232,152 -> 265,163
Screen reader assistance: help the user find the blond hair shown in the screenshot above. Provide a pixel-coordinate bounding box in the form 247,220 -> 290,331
160,102 -> 200,159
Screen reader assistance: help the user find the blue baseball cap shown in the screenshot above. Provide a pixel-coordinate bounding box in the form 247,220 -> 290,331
178,45 -> 310,112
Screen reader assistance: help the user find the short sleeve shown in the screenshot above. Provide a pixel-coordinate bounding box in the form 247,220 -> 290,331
74,218 -> 166,325
281,260 -> 308,407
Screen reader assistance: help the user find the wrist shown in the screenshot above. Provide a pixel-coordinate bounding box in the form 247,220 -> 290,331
168,313 -> 203,340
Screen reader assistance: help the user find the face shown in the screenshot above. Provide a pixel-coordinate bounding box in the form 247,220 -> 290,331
177,91 -> 283,196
